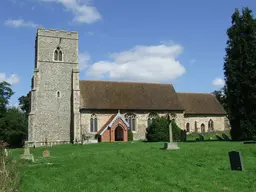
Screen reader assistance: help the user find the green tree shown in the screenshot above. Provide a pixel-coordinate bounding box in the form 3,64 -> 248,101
212,88 -> 228,113
146,116 -> 181,142
0,81 -> 14,117
18,92 -> 31,116
223,8 -> 256,140
0,107 -> 28,147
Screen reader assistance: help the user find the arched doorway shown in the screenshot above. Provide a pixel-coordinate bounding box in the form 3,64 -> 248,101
115,126 -> 124,141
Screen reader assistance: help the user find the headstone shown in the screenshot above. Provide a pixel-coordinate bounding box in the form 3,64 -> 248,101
20,141 -> 34,162
228,151 -> 244,171
163,122 -> 179,150
199,135 -> 204,141
43,149 -> 50,157
43,137 -> 50,157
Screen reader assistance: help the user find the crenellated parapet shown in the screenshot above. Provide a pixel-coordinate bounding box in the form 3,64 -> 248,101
37,28 -> 78,39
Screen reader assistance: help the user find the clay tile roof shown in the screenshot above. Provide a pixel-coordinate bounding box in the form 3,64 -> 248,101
177,92 -> 226,115
96,114 -> 116,135
79,80 -> 183,110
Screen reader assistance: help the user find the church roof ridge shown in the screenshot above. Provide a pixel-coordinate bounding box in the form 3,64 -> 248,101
177,92 -> 213,95
79,79 -> 173,86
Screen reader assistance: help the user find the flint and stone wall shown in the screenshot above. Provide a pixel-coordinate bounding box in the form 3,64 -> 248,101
80,111 -> 228,141
28,28 -> 79,145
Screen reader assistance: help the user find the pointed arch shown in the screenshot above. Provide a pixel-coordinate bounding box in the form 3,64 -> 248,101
125,112 -> 136,131
54,50 -> 58,61
90,114 -> 98,132
208,119 -> 214,131
194,121 -> 198,133
53,46 -> 63,61
201,123 -> 205,133
147,112 -> 158,128
59,50 -> 62,61
186,122 -> 190,132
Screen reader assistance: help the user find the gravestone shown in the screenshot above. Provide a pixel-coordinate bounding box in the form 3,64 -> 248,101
43,149 -> 50,157
228,151 -> 244,171
163,122 -> 180,150
43,138 -> 50,157
199,134 -> 204,141
20,141 -> 34,162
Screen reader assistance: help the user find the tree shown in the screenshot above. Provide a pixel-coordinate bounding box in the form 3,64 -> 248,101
146,116 -> 181,142
18,92 -> 31,116
0,81 -> 14,117
0,107 -> 28,147
212,88 -> 228,113
223,8 -> 256,140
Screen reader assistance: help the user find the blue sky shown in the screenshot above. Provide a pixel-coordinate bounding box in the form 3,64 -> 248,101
1,0 -> 256,106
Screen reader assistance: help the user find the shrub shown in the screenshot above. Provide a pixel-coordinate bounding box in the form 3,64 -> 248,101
0,146 -> 20,192
146,116 -> 182,142
128,129 -> 133,141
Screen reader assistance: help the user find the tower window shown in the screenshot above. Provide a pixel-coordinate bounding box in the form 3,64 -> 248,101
57,91 -> 61,98
54,47 -> 63,61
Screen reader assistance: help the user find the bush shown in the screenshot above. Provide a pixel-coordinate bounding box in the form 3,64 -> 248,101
128,129 -> 133,141
0,147 -> 20,192
146,116 -> 182,142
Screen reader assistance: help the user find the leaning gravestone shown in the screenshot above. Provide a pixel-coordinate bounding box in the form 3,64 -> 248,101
20,141 -> 34,162
163,122 -> 180,150
228,151 -> 244,171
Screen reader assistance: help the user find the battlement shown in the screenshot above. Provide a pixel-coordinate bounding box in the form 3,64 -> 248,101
37,28 -> 78,39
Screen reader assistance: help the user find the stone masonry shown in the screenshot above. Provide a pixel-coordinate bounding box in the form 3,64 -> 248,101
28,28 -> 80,146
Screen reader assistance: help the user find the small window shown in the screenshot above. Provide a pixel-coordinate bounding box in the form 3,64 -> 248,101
186,123 -> 190,132
125,113 -> 136,131
194,121 -> 198,133
59,50 -> 62,61
54,50 -> 58,61
90,114 -> 98,132
57,91 -> 60,98
54,47 -> 63,61
201,124 -> 205,133
147,112 -> 158,128
208,119 -> 214,131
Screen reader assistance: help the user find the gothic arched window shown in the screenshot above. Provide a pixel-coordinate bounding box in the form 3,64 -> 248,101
125,113 -> 136,131
90,114 -> 98,132
186,123 -> 190,132
54,47 -> 63,61
201,123 -> 205,133
208,119 -> 214,131
195,121 -> 198,133
147,112 -> 158,128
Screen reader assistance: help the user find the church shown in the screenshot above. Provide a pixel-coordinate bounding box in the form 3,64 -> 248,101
28,28 -> 228,147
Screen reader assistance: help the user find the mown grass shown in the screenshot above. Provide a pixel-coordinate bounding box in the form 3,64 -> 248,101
12,141 -> 256,192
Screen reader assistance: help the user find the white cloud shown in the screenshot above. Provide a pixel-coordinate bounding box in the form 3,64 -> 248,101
38,0 -> 101,24
79,52 -> 90,70
212,78 -> 225,87
0,73 -> 20,85
4,19 -> 40,28
85,42 -> 186,82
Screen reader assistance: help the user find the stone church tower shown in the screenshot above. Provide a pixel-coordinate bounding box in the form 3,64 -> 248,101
28,28 -> 81,146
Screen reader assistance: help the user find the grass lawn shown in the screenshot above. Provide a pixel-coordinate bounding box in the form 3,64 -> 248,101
12,141 -> 256,192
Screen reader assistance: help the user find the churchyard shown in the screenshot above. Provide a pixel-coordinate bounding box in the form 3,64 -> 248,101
6,139 -> 255,192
